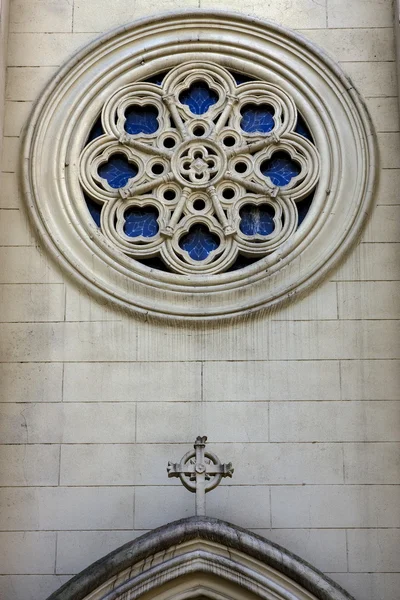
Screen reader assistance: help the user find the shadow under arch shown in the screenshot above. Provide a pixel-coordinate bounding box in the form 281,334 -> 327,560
46,517 -> 354,600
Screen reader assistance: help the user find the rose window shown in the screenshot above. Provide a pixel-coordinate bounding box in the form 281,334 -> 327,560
80,62 -> 320,275
23,12 -> 377,319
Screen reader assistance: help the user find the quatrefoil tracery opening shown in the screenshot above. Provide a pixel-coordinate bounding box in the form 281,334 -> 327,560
80,61 -> 320,275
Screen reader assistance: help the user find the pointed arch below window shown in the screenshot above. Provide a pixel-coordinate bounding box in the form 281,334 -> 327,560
45,517 -> 354,600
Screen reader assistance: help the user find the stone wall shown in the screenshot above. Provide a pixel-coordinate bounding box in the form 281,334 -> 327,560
0,1 -> 399,599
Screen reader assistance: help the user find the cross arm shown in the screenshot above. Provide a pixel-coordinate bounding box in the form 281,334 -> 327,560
167,461 -> 195,477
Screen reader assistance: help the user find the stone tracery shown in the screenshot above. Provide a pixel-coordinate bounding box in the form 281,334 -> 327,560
79,61 -> 320,275
23,11 -> 377,319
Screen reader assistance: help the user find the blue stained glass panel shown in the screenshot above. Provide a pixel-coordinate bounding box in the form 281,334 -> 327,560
124,206 -> 159,238
295,113 -> 314,142
240,103 -> 275,134
179,225 -> 220,261
239,204 -> 275,236
124,105 -> 159,135
179,81 -> 219,115
261,152 -> 301,186
98,154 -> 138,188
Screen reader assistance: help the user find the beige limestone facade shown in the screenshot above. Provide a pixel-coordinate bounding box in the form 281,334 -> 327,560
0,1 -> 399,599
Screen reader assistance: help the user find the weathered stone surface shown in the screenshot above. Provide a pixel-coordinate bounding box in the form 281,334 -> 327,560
45,517 -> 355,600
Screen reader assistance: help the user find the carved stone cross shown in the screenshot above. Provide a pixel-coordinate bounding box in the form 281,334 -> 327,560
167,436 -> 234,516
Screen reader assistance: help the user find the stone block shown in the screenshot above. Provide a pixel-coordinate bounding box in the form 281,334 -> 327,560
347,529 -> 400,572
203,360 -> 340,401
376,169 -> 400,204
0,403 -> 64,443
0,487 -> 134,530
1,136 -> 19,172
344,443 -> 400,484
341,360 -> 400,400
59,403 -> 136,443
0,445 -> 59,485
364,206 -> 400,242
0,323 -> 61,361
325,574 -> 400,600
338,282 -> 400,320
333,243 -> 400,281
10,0 -> 73,33
4,100 -> 32,136
6,66 -> 57,101
0,209 -> 32,245
0,284 -> 65,322
377,133 -> 400,169
206,485 -> 271,529
65,286 -> 121,321
135,484 -> 270,530
303,28 -> 394,62
342,62 -> 397,97
199,0 -> 326,29
73,0 -> 198,32
328,0 -> 393,28
8,33 -> 93,67
134,485 -> 193,529
61,443 -> 179,487
271,485 -> 400,527
60,445 -> 137,486
62,322 -> 139,362
0,172 -> 22,208
56,531 -> 140,575
0,576 -> 71,600
0,363 -> 63,402
256,529 -> 347,573
63,361 -> 201,402
0,247 -> 64,283
0,402 -> 136,443
268,320 -> 400,360
0,532 -> 56,574
136,320 -> 268,361
136,402 -> 269,443
0,321 -> 139,362
212,443 -> 343,485
269,281 -> 338,320
366,98 -> 399,133
270,401 -> 400,442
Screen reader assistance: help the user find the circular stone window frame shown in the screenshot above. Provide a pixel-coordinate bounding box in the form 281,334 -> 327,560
21,10 -> 378,322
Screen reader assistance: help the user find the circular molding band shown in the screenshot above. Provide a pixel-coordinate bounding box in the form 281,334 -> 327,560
22,10 -> 378,321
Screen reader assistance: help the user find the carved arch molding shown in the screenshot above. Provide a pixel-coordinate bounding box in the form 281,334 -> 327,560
22,11 -> 378,321
45,517 -> 354,600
